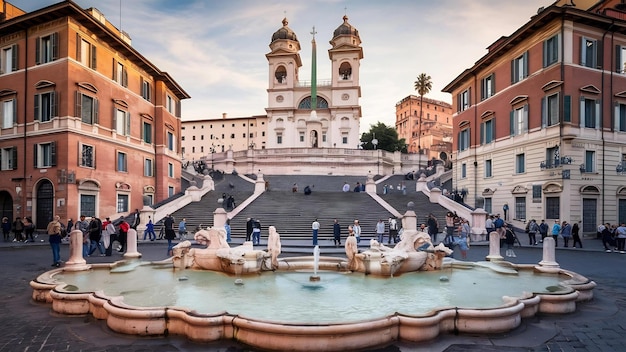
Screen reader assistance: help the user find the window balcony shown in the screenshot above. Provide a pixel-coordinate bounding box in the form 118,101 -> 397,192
617,161 -> 626,175
539,156 -> 573,170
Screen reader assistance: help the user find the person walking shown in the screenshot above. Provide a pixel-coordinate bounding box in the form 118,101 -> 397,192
504,225 -> 517,257
163,214 -> 176,256
485,215 -> 494,241
503,203 -> 509,221
178,218 -> 187,240
352,220 -> 361,243
333,219 -> 341,247
375,219 -> 385,243
46,215 -> 63,267
572,221 -> 583,248
246,218 -> 254,242
551,220 -> 561,247
88,217 -> 105,256
102,217 -> 116,256
600,223 -> 614,252
225,219 -> 232,243
527,219 -> 539,245
252,218 -> 261,245
388,217 -> 399,244
143,216 -> 156,241
12,216 -> 24,242
616,223 -> 626,254
560,221 -> 572,247
23,217 -> 35,243
2,217 -> 10,242
76,215 -> 90,256
457,218 -> 471,259
131,209 -> 141,230
427,213 -> 439,243
494,214 -> 505,239
342,182 -> 350,192
311,218 -> 320,246
118,218 -> 130,253
539,219 -> 549,243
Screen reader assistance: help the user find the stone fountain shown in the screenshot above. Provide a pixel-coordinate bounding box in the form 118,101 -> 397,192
29,210 -> 596,352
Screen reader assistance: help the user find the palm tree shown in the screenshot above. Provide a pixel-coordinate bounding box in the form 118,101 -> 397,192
414,73 -> 432,154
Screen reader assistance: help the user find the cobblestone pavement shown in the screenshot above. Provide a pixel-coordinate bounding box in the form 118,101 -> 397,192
0,237 -> 624,352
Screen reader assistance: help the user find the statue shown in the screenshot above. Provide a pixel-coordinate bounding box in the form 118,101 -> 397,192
267,226 -> 281,270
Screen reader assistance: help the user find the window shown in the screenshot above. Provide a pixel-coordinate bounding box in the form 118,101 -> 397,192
1,98 -> 16,129
342,134 -> 348,144
80,144 -> 94,168
277,133 -> 283,144
168,162 -> 174,178
142,122 -> 152,143
1,44 -> 18,74
481,73 -> 495,100
515,197 -> 526,220
543,34 -> 559,67
117,194 -> 129,213
458,128 -> 470,151
144,158 -> 153,177
616,102 -> 626,132
115,108 -> 130,135
77,37 -> 96,69
0,147 -> 17,170
168,186 -> 174,197
34,142 -> 56,168
510,105 -> 528,136
485,159 -> 492,178
545,146 -> 559,168
34,91 -> 57,122
113,60 -> 128,87
117,151 -> 127,172
580,97 -> 600,129
532,185 -> 542,202
458,88 -> 470,112
580,37 -> 598,69
166,95 -> 174,114
480,119 -> 495,144
583,150 -> 595,173
80,194 -> 96,218
322,133 -> 327,143
511,51 -> 528,83
75,92 -> 99,124
515,153 -> 525,174
484,198 -> 492,214
140,78 -> 151,101
616,45 -> 626,73
542,93 -> 559,127
35,33 -> 58,64
299,132 -> 305,142
546,197 -> 560,219
461,163 -> 467,178
167,131 -> 175,151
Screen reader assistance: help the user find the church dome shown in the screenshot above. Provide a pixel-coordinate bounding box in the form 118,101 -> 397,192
333,15 -> 359,39
271,18 -> 299,43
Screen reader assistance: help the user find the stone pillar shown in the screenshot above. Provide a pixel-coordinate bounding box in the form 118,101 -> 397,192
402,210 -> 417,231
137,206 -> 156,235
470,208 -> 488,242
365,172 -> 376,194
254,172 -> 265,194
213,208 -> 228,228
123,229 -> 141,259
485,231 -> 503,261
65,230 -> 90,271
429,187 -> 441,203
538,237 -> 559,269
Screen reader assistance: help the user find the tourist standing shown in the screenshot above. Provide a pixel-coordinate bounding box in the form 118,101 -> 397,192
246,218 -> 254,242
445,211 -> 456,240
88,217 -> 105,256
504,225 -> 517,257
77,215 -> 90,256
252,218 -> 261,245
560,221 -> 572,247
539,220 -> 549,243
333,219 -> 341,247
143,216 -> 156,241
118,218 -> 130,253
23,217 -> 35,242
352,220 -> 361,243
178,218 -> 187,240
427,213 -> 439,243
12,216 -> 24,242
600,223 -> 614,252
388,217 -> 398,244
503,203 -> 509,221
311,218 -> 320,246
551,220 -> 561,247
485,215 -> 494,240
494,214 -> 505,239
131,209 -> 140,230
616,223 -> 626,254
102,217 -> 116,256
342,182 -> 350,192
527,219 -> 539,245
375,219 -> 385,243
225,219 -> 232,243
46,215 -> 63,267
457,218 -> 471,259
571,221 -> 582,248
2,217 -> 10,241
163,214 -> 175,256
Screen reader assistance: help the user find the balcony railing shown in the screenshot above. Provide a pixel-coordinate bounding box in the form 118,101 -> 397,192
539,156 -> 573,170
617,161 -> 626,175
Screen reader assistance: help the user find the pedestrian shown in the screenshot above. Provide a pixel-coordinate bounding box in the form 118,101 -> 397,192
572,221 -> 583,248
292,183 -> 298,193
252,218 -> 261,245
164,214 -> 176,256
503,203 -> 509,221
46,215 -> 63,267
304,185 -> 312,195
178,218 -> 187,240
354,182 -> 361,192
551,220 -> 561,247
333,219 -> 341,247
485,215 -> 494,240
494,214 -> 505,239
88,217 -> 105,256
2,217 -> 10,242
352,219 -> 361,243
342,182 -> 350,192
118,218 -> 130,252
77,215 -> 90,256
600,223 -> 614,252
527,219 -> 539,245
504,225 -> 517,257
143,216 -> 156,241
388,217 -> 399,244
311,218 -> 320,246
246,218 -> 254,242
560,221 -> 572,247
539,219 -> 549,243
457,218 -> 471,259
225,219 -> 232,243
102,217 -> 116,256
23,217 -> 35,243
131,209 -> 140,230
375,219 -> 385,243
445,211 -> 456,238
12,216 -> 24,242
427,213 -> 439,243
616,223 -> 626,254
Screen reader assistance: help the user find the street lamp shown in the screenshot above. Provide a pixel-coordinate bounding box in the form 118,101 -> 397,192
372,134 -> 379,175
210,143 -> 220,170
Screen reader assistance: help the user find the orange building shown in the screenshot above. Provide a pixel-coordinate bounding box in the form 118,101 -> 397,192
0,1 -> 189,228
395,95 -> 453,159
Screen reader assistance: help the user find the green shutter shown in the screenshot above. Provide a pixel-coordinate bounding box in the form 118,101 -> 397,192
11,44 -> 17,71
34,94 -> 40,121
51,32 -> 59,60
510,110 -> 515,136
480,122 -> 484,144
91,45 -> 97,69
11,146 -> 17,170
564,95 -> 571,122
51,142 -> 56,166
35,37 -> 41,65
541,96 -> 546,128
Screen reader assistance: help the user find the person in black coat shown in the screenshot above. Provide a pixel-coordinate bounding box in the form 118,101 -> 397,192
246,218 -> 254,242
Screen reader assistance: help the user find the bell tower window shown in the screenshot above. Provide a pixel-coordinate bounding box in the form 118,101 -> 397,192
339,62 -> 352,80
275,66 -> 287,83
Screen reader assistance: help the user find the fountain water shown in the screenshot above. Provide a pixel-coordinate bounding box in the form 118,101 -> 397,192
309,245 -> 321,281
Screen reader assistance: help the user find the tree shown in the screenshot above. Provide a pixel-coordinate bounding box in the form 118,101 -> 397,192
360,122 -> 406,152
414,73 -> 432,154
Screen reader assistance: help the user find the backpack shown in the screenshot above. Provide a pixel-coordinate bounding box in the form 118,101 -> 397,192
525,222 -> 530,233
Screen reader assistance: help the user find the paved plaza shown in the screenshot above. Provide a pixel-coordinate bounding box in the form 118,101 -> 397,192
0,237 -> 625,352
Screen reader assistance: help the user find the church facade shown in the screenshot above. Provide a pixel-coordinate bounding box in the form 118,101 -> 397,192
265,16 -> 363,150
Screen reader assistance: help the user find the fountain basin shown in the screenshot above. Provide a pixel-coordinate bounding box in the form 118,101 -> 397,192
30,258 -> 595,351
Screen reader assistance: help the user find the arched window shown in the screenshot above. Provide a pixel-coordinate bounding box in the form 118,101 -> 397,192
298,96 -> 329,109
275,66 -> 287,83
339,62 -> 352,80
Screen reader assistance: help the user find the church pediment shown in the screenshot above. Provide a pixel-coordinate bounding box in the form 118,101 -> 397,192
542,182 -> 562,194
511,185 -> 528,194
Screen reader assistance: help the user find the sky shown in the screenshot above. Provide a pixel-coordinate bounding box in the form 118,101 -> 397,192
13,0 -> 550,132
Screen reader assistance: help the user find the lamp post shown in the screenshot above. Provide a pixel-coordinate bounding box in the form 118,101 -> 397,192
372,134 -> 379,175
210,144 -> 220,170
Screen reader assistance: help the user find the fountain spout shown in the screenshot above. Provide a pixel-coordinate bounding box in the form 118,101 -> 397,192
310,245 -> 321,281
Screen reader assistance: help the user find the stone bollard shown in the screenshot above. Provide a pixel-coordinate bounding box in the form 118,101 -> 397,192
485,231 -> 503,261
538,236 -> 559,270
123,229 -> 141,259
65,229 -> 90,271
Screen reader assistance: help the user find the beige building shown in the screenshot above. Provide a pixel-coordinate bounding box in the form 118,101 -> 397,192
181,114 -> 268,160
395,96 -> 453,160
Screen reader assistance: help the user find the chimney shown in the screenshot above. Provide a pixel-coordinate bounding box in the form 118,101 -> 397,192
222,113 -> 227,119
